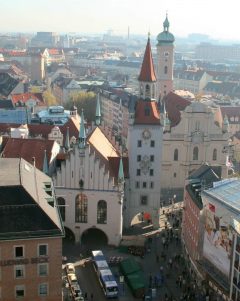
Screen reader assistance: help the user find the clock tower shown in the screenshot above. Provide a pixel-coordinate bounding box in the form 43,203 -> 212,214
125,35 -> 163,229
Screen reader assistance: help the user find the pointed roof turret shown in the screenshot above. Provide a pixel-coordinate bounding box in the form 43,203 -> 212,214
79,109 -> 86,148
95,93 -> 101,126
157,14 -> 175,45
163,13 -> 170,31
138,33 -> 156,82
65,127 -> 70,150
118,157 -> 124,184
43,149 -> 49,175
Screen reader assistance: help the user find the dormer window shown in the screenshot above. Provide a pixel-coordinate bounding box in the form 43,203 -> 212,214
144,106 -> 150,116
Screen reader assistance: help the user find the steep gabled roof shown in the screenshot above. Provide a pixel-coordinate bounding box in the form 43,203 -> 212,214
2,138 -> 56,171
138,37 -> 156,82
134,100 -> 160,125
164,92 -> 191,127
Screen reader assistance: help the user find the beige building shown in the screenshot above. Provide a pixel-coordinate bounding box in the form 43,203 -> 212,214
162,100 -> 229,194
0,158 -> 64,301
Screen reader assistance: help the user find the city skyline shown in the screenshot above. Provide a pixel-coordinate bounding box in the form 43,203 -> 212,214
0,0 -> 240,41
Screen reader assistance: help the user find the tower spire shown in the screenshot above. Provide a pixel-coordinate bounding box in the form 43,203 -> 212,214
79,109 -> 86,148
95,93 -> 101,126
118,157 -> 124,184
138,34 -> 156,83
65,127 -> 70,150
43,149 -> 49,175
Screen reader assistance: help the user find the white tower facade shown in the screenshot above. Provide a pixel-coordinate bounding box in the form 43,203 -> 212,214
125,37 -> 163,228
156,15 -> 175,99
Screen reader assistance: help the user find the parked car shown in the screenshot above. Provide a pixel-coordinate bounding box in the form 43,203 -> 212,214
68,273 -> 78,285
65,263 -> 75,274
71,283 -> 82,297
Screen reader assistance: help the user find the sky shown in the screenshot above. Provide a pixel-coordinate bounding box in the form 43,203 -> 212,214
0,0 -> 240,41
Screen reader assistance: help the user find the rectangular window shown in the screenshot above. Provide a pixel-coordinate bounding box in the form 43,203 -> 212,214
137,140 -> 142,147
38,244 -> 48,257
39,283 -> 48,296
136,169 -> 141,176
150,182 -> 154,189
14,246 -> 24,258
150,169 -> 154,176
140,195 -> 148,205
150,140 -> 155,147
137,155 -> 141,162
142,182 -> 147,188
38,263 -> 48,276
135,181 -> 140,188
15,285 -> 25,298
15,265 -> 24,279
150,155 -> 154,162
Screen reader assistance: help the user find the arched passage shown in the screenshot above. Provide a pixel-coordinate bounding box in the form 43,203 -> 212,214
64,226 -> 75,242
81,228 -> 108,249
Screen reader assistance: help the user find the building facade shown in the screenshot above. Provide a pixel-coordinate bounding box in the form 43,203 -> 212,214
0,158 -> 64,301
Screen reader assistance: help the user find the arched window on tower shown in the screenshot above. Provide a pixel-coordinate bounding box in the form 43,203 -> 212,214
145,84 -> 150,98
140,84 -> 144,96
193,146 -> 199,161
213,149 -> 217,161
75,193 -> 88,223
164,66 -> 168,74
152,84 -> 155,99
174,149 -> 178,161
57,197 -> 65,222
97,200 -> 107,224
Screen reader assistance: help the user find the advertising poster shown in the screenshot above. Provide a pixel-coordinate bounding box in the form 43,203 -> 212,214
203,203 -> 233,277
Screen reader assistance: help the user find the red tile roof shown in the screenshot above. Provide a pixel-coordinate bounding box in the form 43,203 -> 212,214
48,48 -> 63,55
164,92 -> 191,127
134,100 -> 160,125
2,138 -> 56,171
220,106 -> 240,122
11,93 -> 44,105
138,38 -> 156,82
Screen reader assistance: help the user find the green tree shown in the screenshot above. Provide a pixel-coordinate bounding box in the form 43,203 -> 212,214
43,90 -> 58,106
66,91 -> 96,122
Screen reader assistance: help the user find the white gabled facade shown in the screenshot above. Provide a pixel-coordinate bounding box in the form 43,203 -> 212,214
53,127 -> 123,246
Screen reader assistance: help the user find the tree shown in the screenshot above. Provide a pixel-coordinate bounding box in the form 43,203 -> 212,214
43,90 -> 58,106
66,91 -> 96,122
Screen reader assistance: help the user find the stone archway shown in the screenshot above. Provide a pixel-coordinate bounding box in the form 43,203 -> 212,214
64,226 -> 76,242
81,227 -> 108,249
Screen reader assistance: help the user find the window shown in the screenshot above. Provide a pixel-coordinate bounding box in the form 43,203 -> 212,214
137,169 -> 141,176
137,140 -> 142,147
150,140 -> 155,147
135,181 -> 140,188
150,182 -> 154,189
38,245 -> 48,257
38,263 -> 48,276
137,155 -> 141,162
174,173 -> 177,178
75,193 -> 88,223
39,283 -> 48,296
15,266 -> 24,279
150,155 -> 154,162
213,148 -> 217,161
150,169 -> 154,176
97,200 -> 107,224
144,106 -> 150,116
14,246 -> 24,258
193,146 -> 199,161
195,121 -> 200,130
164,66 -> 168,74
145,85 -> 150,98
140,195 -> 148,205
15,285 -> 25,298
57,197 -> 65,222
142,182 -> 147,188
174,149 -> 178,161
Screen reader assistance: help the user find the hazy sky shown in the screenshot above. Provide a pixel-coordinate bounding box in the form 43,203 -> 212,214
1,0 -> 239,40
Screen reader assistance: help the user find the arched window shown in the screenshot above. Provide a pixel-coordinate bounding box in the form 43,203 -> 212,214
193,146 -> 199,161
152,85 -> 155,98
57,197 -> 65,222
97,200 -> 107,224
213,148 -> 217,161
145,84 -> 150,98
140,84 -> 144,96
75,193 -> 88,223
164,66 -> 168,74
174,149 -> 178,161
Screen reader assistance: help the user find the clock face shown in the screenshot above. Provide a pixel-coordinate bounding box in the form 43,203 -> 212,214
142,129 -> 151,140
